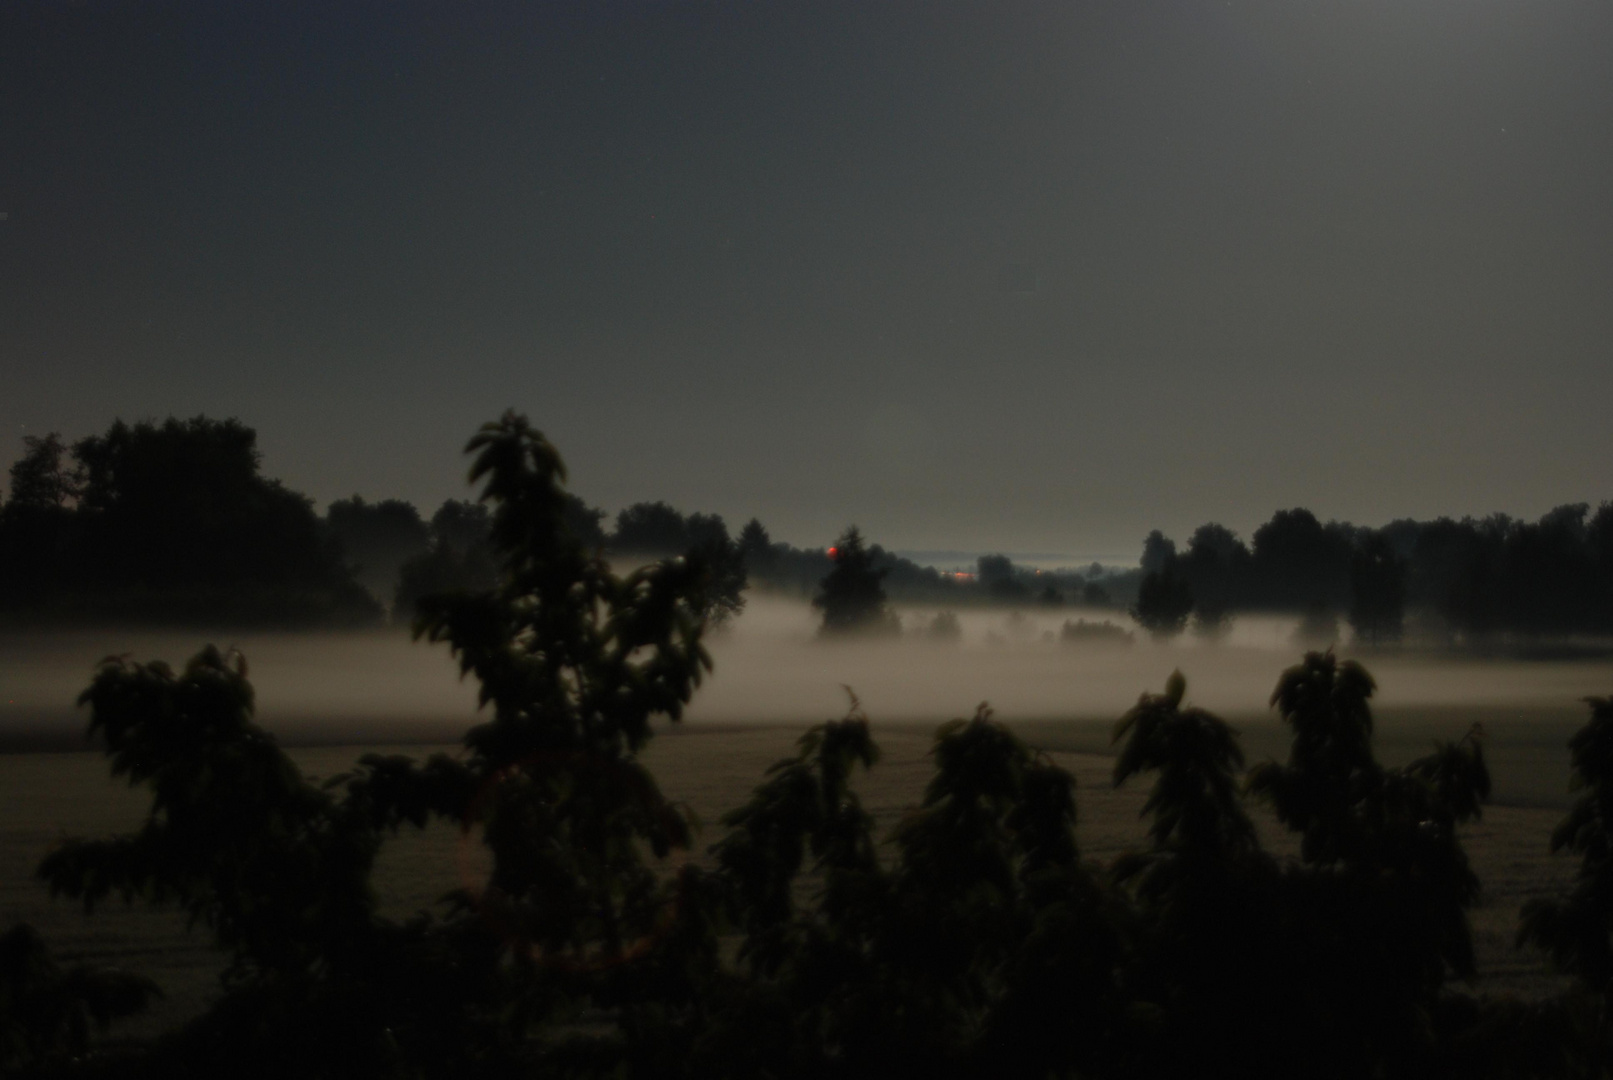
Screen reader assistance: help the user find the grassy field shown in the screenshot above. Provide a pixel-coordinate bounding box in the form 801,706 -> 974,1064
0,707 -> 1588,1042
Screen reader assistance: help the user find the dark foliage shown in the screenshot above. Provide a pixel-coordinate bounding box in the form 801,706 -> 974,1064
1129,564 -> 1194,640
611,500 -> 693,555
687,532 -> 749,630
813,527 -> 900,638
1177,522 -> 1250,614
1139,529 -> 1175,576
427,499 -> 494,555
0,418 -> 378,625
74,419 -> 349,600
0,434 -> 81,608
1249,509 -> 1359,611
327,496 -> 431,609
20,413 -> 720,1077
736,518 -> 773,569
1252,654 -> 1490,1002
602,501 -> 747,628
1143,501 -> 1613,640
1520,694 -> 1613,1070
6,433 -> 79,510
709,699 -> 1127,1080
391,500 -> 499,624
977,554 -> 1030,602
1121,660 -> 1493,1079
1349,531 -> 1407,644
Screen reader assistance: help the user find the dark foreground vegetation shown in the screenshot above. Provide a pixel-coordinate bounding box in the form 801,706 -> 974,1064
4,414 -> 1613,1079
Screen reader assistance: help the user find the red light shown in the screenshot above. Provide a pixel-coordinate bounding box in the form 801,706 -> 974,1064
827,547 -> 838,557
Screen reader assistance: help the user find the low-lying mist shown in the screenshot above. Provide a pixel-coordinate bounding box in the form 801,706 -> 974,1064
696,596 -> 1611,723
2,594 -> 1609,751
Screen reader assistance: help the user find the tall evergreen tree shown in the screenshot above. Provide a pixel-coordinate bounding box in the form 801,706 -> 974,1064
812,527 -> 900,637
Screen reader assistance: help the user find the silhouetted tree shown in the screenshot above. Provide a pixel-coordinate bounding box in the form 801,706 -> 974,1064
977,554 -> 1030,602
34,413 -> 722,1077
612,500 -> 691,554
327,495 -> 431,608
685,511 -> 730,551
1178,522 -> 1250,614
687,532 -> 748,629
712,700 -> 1125,1079
391,500 -> 499,622
1250,508 -> 1355,611
5,433 -> 78,510
1132,503 -> 1613,640
1140,530 -> 1176,576
737,518 -> 774,566
1408,516 -> 1501,638
1521,694 -> 1613,1058
0,433 -> 80,609
395,412 -> 720,1072
37,646 -> 416,1076
562,492 -> 608,549
1130,565 -> 1194,640
1349,532 -> 1406,645
1114,671 -> 1260,867
1111,671 -> 1282,1077
0,418 -> 377,624
76,418 -> 294,589
1248,651 -> 1491,1077
427,498 -> 492,554
392,543 -> 499,623
1494,504 -> 1607,636
813,527 -> 900,637
1591,503 -> 1613,587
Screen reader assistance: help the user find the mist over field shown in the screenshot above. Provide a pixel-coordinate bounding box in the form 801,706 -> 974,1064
697,596 -> 1612,724
4,593 -> 1606,752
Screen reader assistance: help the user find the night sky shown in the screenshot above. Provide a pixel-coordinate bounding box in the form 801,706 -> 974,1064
4,0 -> 1610,561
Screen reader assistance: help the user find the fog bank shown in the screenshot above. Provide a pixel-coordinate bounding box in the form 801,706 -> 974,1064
693,597 -> 1613,724
1,594 -> 1609,749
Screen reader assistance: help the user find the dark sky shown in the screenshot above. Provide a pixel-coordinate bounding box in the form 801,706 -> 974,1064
4,0 -> 1610,560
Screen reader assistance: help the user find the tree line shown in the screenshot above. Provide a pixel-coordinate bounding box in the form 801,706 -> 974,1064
0,418 -> 1093,628
5,419 -> 1611,642
3,414 -> 1612,1078
1132,506 -> 1613,645
0,421 -> 378,625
